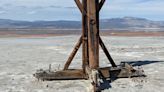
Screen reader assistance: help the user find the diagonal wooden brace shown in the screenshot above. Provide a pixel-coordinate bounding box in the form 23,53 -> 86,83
99,36 -> 117,67
63,36 -> 82,70
75,0 -> 87,15
99,0 -> 105,11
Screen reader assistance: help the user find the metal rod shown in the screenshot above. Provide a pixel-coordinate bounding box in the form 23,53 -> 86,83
63,36 -> 82,70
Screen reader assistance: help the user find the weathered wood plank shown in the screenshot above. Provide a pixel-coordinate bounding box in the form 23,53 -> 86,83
63,36 -> 82,70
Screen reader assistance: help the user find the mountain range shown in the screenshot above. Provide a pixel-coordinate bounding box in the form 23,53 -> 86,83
0,17 -> 164,31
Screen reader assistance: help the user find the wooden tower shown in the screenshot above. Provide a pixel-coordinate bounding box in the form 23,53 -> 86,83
34,0 -> 145,92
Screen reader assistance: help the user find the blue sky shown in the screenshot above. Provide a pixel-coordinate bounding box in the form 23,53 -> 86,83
0,0 -> 164,21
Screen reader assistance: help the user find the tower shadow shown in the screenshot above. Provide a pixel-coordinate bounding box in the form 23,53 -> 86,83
99,60 -> 163,91
121,60 -> 163,66
99,78 -> 112,90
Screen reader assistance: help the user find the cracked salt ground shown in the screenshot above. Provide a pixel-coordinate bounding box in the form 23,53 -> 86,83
0,35 -> 164,92
105,77 -> 147,92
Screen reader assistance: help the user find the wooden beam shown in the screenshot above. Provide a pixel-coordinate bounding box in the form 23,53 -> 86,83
63,36 -> 82,70
75,0 -> 83,13
87,1 -> 100,90
82,0 -> 89,73
34,66 -> 145,80
75,0 -> 87,15
99,36 -> 117,67
99,0 -> 105,11
87,0 -> 99,69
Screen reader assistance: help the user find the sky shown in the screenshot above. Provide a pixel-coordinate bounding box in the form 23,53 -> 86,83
0,0 -> 164,21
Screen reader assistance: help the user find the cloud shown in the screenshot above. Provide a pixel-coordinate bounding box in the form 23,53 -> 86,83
2,3 -> 12,6
27,11 -> 37,14
16,5 -> 62,9
100,0 -> 163,21
0,11 -> 6,14
0,0 -> 164,21
64,6 -> 76,9
136,0 -> 160,3
49,5 -> 62,8
0,6 -> 4,10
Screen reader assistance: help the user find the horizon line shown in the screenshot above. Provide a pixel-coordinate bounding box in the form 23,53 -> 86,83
0,16 -> 163,22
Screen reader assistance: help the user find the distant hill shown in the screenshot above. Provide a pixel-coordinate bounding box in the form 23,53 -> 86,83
0,17 -> 164,31
101,17 -> 164,29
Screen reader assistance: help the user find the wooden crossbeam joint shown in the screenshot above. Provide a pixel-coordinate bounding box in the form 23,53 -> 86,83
75,0 -> 87,15
75,0 -> 105,15
99,0 -> 105,11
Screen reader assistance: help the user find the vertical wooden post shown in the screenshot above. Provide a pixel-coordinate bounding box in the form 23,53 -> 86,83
87,0 -> 99,69
82,0 -> 89,72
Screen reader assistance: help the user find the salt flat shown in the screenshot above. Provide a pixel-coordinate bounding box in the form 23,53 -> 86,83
0,35 -> 164,92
